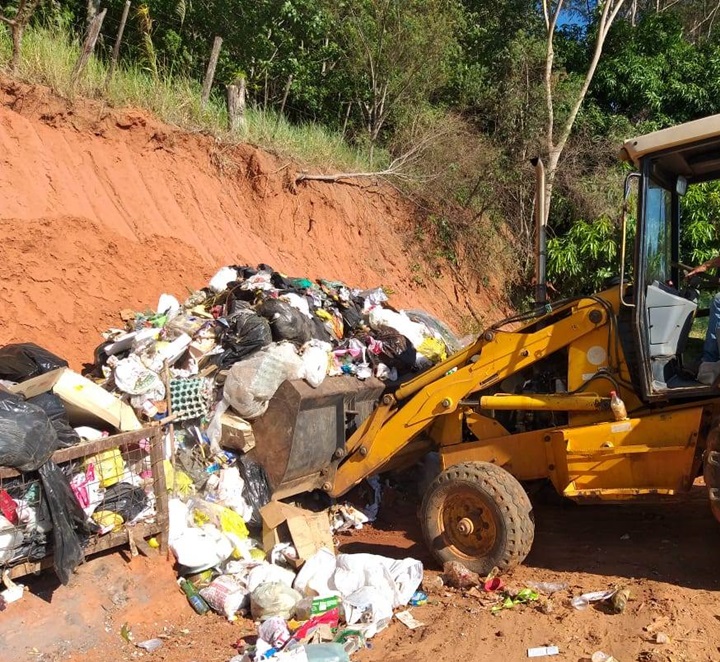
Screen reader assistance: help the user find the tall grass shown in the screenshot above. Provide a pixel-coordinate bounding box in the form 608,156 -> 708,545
0,25 -> 382,172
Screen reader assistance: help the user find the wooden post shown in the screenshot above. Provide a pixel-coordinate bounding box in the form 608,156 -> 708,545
71,7 -> 107,85
104,0 -> 130,89
275,73 -> 293,131
227,76 -> 246,132
201,36 -> 223,107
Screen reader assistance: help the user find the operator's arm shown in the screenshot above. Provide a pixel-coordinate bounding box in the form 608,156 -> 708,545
688,255 -> 720,277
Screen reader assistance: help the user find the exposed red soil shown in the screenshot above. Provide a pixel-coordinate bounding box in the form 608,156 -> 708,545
0,77 -> 503,370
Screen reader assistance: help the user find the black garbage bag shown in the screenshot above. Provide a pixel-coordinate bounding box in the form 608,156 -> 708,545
311,316 -> 334,344
28,393 -> 80,449
340,302 -> 364,333
39,460 -> 98,585
0,343 -> 68,383
0,392 -> 59,471
371,327 -> 417,371
226,297 -> 252,317
238,455 -> 271,528
0,392 -> 94,584
257,299 -> 315,346
219,310 -> 273,367
103,482 -> 149,521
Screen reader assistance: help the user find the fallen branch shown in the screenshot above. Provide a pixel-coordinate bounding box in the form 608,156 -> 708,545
296,169 -> 397,183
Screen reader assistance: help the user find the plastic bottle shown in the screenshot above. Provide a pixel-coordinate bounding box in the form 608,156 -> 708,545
609,390 -> 628,421
178,578 -> 209,615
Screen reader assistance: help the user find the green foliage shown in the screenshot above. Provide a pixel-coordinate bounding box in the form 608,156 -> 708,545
0,25 -> 378,172
680,182 -> 720,265
547,215 -> 620,295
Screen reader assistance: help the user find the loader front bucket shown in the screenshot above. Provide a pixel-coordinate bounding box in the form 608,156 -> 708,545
249,375 -> 385,499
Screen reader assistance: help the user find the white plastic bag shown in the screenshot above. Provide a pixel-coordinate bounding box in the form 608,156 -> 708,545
342,586 -> 394,626
332,553 -> 423,608
368,307 -> 428,348
293,548 -> 337,597
171,525 -> 234,571
250,582 -> 302,621
216,467 -> 254,523
280,293 -> 313,319
199,575 -> 249,620
113,355 -> 165,397
224,344 -> 305,419
157,293 -> 181,316
332,553 -> 397,604
301,341 -> 331,388
386,557 -> 424,606
0,515 -> 22,564
209,267 -> 239,293
247,562 -> 297,593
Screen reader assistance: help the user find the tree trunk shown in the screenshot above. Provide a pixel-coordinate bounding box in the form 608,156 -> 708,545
105,0 -> 131,89
72,8 -> 107,85
11,22 -> 23,75
227,77 -> 246,132
201,36 -> 223,107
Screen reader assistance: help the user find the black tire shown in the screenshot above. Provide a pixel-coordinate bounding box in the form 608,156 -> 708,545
421,461 -> 534,574
704,419 -> 720,523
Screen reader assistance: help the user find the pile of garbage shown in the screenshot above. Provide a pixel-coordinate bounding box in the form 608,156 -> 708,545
0,264 -> 458,656
91,263 -> 458,426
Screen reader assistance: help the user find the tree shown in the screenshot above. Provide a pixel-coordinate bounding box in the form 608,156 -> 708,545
0,0 -> 43,73
541,0 -> 627,222
331,0 -> 463,162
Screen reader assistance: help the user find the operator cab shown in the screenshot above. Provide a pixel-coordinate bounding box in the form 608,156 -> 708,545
621,115 -> 720,399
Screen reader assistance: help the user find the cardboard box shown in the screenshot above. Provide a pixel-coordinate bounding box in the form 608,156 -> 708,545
260,501 -> 334,565
8,367 -> 142,431
220,411 -> 256,453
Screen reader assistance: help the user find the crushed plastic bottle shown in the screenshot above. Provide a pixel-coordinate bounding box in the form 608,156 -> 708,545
609,391 -> 628,421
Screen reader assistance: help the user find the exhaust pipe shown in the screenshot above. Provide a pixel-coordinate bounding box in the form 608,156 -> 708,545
531,157 -> 547,304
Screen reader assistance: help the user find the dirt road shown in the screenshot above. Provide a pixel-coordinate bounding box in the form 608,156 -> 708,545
3,481 -> 719,662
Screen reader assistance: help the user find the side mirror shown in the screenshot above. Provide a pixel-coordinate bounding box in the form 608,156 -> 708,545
676,176 -> 688,196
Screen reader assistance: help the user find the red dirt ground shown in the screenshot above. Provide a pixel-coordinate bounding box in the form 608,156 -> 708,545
3,483 -> 719,662
0,77 -> 503,370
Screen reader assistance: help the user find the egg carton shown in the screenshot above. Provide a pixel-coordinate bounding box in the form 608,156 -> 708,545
169,377 -> 213,422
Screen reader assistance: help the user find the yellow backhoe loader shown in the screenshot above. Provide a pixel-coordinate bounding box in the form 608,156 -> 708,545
251,114 -> 720,573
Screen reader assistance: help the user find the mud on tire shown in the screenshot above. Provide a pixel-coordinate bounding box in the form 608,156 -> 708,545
421,461 -> 534,575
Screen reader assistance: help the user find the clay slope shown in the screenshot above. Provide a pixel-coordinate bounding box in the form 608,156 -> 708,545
0,78 -> 501,368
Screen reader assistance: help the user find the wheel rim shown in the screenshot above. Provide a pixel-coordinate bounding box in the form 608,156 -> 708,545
439,486 -> 498,558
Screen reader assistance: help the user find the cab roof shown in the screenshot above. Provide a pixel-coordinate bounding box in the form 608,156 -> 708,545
620,114 -> 720,183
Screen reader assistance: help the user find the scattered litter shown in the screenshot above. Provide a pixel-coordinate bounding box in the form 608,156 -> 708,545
644,616 -> 670,633
443,561 -> 480,588
571,590 -> 616,611
610,588 -> 630,614
484,577 -> 504,592
409,590 -> 428,606
489,588 -> 540,614
395,610 -> 425,629
120,622 -> 134,643
654,632 -> 670,644
136,639 -> 163,652
526,581 -> 567,595
527,645 -> 559,657
591,652 -> 619,662
620,533 -> 630,540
